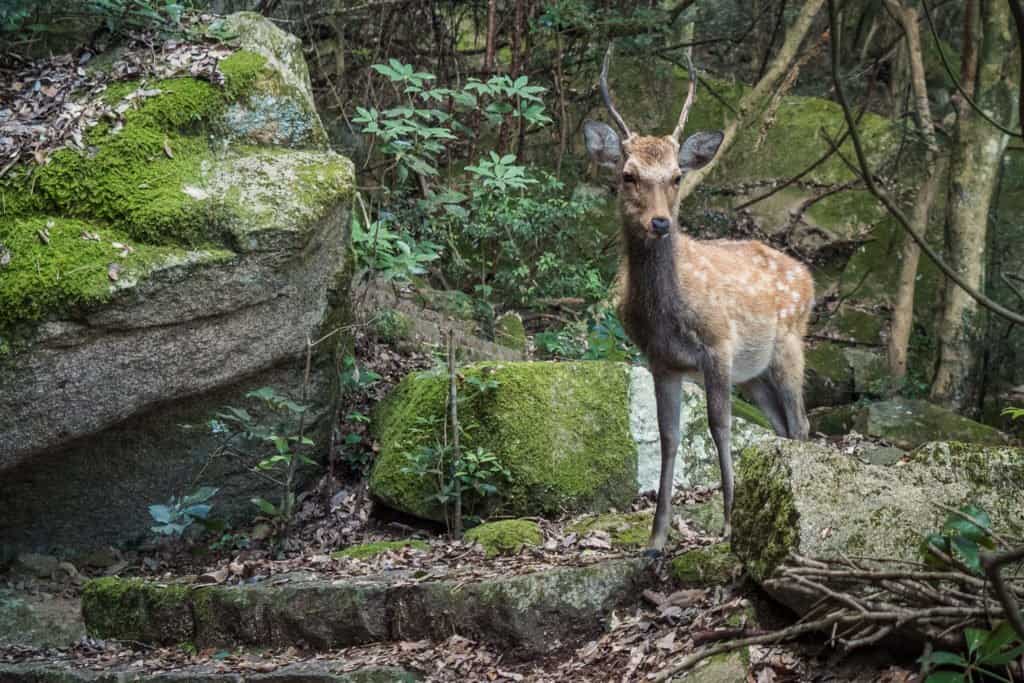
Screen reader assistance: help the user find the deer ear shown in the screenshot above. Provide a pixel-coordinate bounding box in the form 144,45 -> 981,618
679,130 -> 724,172
583,120 -> 623,169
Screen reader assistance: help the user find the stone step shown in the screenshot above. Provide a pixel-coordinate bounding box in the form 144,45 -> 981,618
82,558 -> 648,659
0,661 -> 421,682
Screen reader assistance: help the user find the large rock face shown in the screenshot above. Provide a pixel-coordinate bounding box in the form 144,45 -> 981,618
368,362 -> 770,522
0,14 -> 352,554
732,438 -> 1024,606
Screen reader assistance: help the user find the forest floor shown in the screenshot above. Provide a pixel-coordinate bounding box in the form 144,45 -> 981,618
0,332 -> 926,682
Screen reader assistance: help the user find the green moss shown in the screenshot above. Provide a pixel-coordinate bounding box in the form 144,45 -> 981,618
464,519 -> 542,557
731,444 -> 800,582
670,542 -> 739,586
330,540 -> 428,560
371,308 -> 414,344
805,341 -> 851,384
569,511 -> 654,548
369,361 -> 637,522
81,576 -> 192,643
833,308 -> 884,344
494,311 -> 527,351
808,404 -> 861,436
731,395 -> 770,430
0,217 -> 187,341
219,50 -> 268,100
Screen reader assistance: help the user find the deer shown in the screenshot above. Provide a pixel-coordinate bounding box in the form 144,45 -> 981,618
584,47 -> 814,554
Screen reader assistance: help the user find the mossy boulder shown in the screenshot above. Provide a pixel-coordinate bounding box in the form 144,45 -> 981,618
670,543 -> 739,586
83,559 -> 649,658
808,398 -> 1008,449
804,341 -> 855,409
464,519 -> 542,557
370,363 -> 776,523
370,361 -> 637,522
0,14 -> 353,554
494,311 -> 527,351
732,438 -> 1024,609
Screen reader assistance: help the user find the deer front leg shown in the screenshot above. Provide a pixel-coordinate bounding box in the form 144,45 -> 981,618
649,369 -> 683,554
703,354 -> 734,539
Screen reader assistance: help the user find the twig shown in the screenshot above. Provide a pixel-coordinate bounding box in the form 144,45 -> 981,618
982,546 -> 1024,639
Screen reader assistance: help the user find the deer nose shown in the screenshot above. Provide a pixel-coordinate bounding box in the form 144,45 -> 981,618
651,217 -> 671,236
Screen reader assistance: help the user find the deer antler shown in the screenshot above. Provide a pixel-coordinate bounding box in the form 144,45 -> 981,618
672,46 -> 697,142
600,45 -> 632,139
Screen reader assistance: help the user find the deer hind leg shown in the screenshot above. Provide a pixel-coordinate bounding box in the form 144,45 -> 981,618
703,353 -> 734,539
649,369 -> 684,553
770,332 -> 809,440
739,376 -> 789,437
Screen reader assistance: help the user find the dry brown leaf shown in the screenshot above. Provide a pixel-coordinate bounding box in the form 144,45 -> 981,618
107,262 -> 121,281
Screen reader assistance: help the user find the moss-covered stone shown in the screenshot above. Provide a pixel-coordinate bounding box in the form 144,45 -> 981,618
670,543 -> 739,586
464,519 -> 542,557
732,438 -> 1024,593
569,511 -> 654,548
494,311 -> 527,351
330,540 -> 428,560
81,559 -> 648,657
809,399 -> 1008,448
81,577 -> 192,643
370,308 -> 414,344
804,341 -> 855,408
369,361 -> 637,522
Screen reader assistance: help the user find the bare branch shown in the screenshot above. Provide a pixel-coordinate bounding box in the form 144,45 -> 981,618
982,546 -> 1024,639
672,25 -> 698,142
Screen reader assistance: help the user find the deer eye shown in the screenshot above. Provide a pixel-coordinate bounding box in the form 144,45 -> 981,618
672,175 -> 682,186
622,173 -> 636,185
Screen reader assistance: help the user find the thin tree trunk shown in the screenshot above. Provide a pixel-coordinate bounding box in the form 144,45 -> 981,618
931,0 -> 1017,410
884,0 -> 943,381
484,0 -> 498,74
678,0 -> 826,202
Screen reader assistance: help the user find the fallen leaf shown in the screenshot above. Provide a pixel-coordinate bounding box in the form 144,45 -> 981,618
654,629 -> 676,651
195,567 -> 230,585
163,137 -> 174,158
107,262 -> 121,281
36,228 -> 50,244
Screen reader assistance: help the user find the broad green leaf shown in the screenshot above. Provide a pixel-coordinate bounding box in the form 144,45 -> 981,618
251,498 -> 277,516
924,673 -> 967,683
919,651 -> 968,668
951,536 -> 982,575
149,505 -> 172,524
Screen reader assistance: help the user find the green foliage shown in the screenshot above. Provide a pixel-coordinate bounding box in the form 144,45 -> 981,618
399,370 -> 510,527
148,486 -> 218,537
2,0 -> 186,40
534,305 -> 641,362
209,387 -> 315,536
921,504 -> 996,575
354,59 -> 611,309
336,355 -> 381,475
351,210 -> 441,282
920,621 -> 1024,682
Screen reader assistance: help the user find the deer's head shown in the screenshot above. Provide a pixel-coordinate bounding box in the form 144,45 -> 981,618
584,47 -> 724,241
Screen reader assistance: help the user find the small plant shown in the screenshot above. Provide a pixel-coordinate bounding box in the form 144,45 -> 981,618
921,504 -> 996,576
919,621 -> 1023,682
149,486 -> 218,537
210,387 -> 316,537
919,504 -> 1024,682
336,355 -> 380,476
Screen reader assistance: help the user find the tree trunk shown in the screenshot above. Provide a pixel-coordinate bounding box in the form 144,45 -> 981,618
484,0 -> 498,74
931,0 -> 1017,411
884,0 -> 944,381
678,0 -> 825,202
